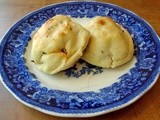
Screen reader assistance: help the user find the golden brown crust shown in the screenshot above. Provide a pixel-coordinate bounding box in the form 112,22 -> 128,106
31,15 -> 90,74
82,16 -> 134,68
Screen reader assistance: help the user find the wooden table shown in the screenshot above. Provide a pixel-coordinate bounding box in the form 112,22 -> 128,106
0,0 -> 160,119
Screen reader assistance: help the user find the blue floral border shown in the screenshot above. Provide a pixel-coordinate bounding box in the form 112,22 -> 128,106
0,2 -> 160,115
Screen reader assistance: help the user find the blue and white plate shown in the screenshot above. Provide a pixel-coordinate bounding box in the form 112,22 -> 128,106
0,1 -> 160,117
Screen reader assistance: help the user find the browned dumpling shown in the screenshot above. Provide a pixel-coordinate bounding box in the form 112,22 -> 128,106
82,16 -> 134,68
31,15 -> 90,74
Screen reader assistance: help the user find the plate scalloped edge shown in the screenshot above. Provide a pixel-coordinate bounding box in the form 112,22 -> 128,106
0,1 -> 160,118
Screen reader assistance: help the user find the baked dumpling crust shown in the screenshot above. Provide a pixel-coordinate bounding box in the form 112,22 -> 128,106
82,16 -> 134,68
31,15 -> 90,74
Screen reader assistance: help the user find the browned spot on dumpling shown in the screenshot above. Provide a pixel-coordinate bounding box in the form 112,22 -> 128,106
42,52 -> 46,54
61,48 -> 67,54
97,19 -> 105,25
101,50 -> 104,54
59,32 -> 66,37
70,27 -> 72,31
31,60 -> 35,63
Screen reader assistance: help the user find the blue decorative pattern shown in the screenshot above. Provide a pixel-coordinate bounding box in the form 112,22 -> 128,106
0,2 -> 160,116
65,59 -> 103,78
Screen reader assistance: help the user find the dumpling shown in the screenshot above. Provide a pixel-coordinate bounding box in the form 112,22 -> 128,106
82,16 -> 134,68
31,15 -> 90,74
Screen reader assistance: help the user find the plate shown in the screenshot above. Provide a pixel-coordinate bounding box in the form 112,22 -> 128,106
0,1 -> 160,117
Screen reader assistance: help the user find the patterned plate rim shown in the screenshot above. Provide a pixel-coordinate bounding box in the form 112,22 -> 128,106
0,1 -> 160,117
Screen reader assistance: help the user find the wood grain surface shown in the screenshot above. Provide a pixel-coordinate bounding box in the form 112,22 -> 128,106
0,0 -> 160,120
